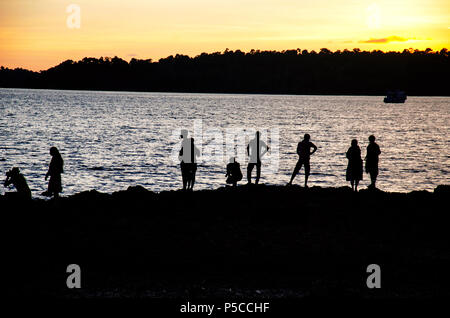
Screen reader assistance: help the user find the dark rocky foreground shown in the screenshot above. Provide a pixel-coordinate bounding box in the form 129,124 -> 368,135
4,184 -> 450,299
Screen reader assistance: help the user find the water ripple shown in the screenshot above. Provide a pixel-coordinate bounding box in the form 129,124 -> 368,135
1,88 -> 449,196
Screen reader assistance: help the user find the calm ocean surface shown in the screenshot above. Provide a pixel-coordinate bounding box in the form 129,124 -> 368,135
0,88 -> 449,196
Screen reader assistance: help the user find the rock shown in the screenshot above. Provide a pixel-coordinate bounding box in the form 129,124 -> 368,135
434,185 -> 450,195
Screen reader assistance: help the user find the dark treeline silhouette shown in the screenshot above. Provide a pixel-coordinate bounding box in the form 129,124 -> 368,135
1,48 -> 449,95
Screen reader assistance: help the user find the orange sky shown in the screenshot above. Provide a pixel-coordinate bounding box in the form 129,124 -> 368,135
0,0 -> 449,71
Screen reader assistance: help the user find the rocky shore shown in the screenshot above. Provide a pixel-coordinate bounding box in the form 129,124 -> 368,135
4,184 -> 449,298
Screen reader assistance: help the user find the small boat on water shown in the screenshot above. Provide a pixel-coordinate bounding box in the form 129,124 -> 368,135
384,90 -> 407,103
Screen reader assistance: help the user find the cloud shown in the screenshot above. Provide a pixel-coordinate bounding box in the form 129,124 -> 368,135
127,53 -> 138,57
360,36 -> 409,44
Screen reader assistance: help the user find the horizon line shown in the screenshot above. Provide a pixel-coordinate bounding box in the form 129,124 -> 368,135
1,47 -> 448,73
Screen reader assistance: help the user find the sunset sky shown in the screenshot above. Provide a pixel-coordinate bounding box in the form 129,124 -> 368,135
0,0 -> 449,71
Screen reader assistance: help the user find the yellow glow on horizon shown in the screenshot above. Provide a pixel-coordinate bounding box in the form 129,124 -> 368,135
0,0 -> 449,71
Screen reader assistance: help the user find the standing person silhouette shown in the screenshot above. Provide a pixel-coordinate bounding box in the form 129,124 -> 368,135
179,130 -> 200,190
365,135 -> 381,189
346,139 -> 363,192
179,129 -> 190,190
42,147 -> 64,198
4,167 -> 32,199
287,134 -> 317,188
246,131 -> 269,185
187,137 -> 200,190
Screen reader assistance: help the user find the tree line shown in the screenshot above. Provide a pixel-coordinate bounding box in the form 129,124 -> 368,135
1,48 -> 448,95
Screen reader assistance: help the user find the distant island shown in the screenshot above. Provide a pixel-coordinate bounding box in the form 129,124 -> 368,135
1,48 -> 449,96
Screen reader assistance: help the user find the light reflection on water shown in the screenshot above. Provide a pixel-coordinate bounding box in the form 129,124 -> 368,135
0,88 -> 449,196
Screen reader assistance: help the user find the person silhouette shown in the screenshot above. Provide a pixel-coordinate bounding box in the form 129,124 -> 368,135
42,147 -> 64,198
4,167 -> 32,199
179,131 -> 200,190
225,157 -> 243,187
365,135 -> 381,189
246,131 -> 269,185
287,133 -> 317,187
346,139 -> 363,192
186,137 -> 200,190
179,129 -> 190,190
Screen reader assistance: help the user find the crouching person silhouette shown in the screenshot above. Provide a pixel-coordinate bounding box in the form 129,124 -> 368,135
225,157 -> 243,187
42,146 -> 64,198
4,167 -> 32,199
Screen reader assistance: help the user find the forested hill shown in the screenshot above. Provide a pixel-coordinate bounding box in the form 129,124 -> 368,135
1,48 -> 448,95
